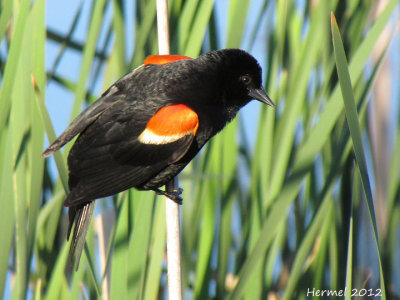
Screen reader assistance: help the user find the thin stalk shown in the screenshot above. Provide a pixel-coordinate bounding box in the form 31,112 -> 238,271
156,0 -> 183,299
165,178 -> 182,300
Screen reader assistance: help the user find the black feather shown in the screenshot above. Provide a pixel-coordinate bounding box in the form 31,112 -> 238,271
67,201 -> 95,271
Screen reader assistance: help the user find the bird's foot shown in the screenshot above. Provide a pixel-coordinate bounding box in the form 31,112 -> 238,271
155,188 -> 183,205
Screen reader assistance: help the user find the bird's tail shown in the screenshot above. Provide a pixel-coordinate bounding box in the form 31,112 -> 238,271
67,201 -> 95,271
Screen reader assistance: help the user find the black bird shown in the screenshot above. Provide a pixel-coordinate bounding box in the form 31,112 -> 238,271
42,49 -> 274,269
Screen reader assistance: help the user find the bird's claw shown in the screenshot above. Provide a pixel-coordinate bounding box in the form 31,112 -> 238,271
155,188 -> 183,205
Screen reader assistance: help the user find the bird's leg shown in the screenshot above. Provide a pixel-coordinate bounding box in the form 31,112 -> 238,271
154,188 -> 183,205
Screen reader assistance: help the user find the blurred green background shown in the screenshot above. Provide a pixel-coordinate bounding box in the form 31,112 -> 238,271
0,0 -> 399,299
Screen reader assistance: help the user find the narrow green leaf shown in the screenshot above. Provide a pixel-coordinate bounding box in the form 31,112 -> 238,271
44,244 -> 71,300
27,0 -> 46,266
34,82 -> 69,192
193,134 -> 220,299
331,11 -> 385,297
282,198 -> 334,300
293,0 -> 398,173
127,192 -> 155,300
11,5 -> 37,297
69,0 -> 107,119
226,0 -> 251,48
269,0 -> 328,201
131,0 -> 156,66
0,0 -> 12,46
183,0 -> 215,57
345,194 -> 354,300
176,0 -> 200,52
0,127 -> 15,297
110,196 -> 129,300
0,0 -> 31,129
143,199 -> 166,300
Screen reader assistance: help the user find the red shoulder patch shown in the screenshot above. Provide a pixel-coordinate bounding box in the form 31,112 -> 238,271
144,55 -> 192,65
138,105 -> 199,145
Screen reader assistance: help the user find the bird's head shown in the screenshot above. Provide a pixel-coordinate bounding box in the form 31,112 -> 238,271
201,49 -> 275,110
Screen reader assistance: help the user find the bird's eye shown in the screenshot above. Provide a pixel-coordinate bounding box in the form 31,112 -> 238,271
241,75 -> 251,85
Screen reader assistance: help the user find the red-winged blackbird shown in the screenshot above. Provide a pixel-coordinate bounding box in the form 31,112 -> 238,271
42,49 -> 274,270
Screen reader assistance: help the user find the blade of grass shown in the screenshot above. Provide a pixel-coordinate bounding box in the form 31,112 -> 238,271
268,0 -> 328,202
131,0 -> 156,66
183,0 -> 215,57
143,199 -> 166,300
331,11 -> 386,297
282,197 -> 334,300
225,0 -> 251,48
217,120 -> 239,298
127,192 -> 155,300
293,0 -> 398,174
345,184 -> 354,299
0,0 -> 30,130
69,0 -> 107,120
110,195 -> 129,300
228,173 -> 301,300
193,134 -> 221,299
11,7 -> 37,297
230,17 -> 392,295
180,142 -> 214,294
176,0 -> 199,52
310,205 -> 332,290
281,119 -> 357,299
44,244 -> 71,300
94,193 -> 126,300
111,0 -> 126,71
34,77 -> 69,192
0,127 -> 15,297
27,0 -> 46,269
0,0 -> 12,47
84,243 -> 102,299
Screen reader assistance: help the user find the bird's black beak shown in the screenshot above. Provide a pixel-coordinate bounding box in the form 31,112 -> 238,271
248,87 -> 275,107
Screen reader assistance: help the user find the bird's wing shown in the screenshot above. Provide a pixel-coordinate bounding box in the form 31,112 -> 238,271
64,103 -> 199,206
42,55 -> 192,158
41,67 -> 146,158
123,103 -> 199,163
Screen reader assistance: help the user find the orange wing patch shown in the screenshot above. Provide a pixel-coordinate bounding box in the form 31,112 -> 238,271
139,105 -> 199,145
144,55 -> 191,65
